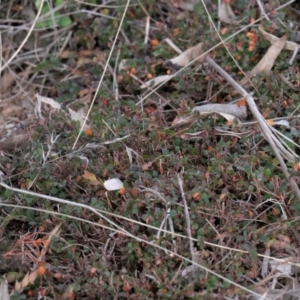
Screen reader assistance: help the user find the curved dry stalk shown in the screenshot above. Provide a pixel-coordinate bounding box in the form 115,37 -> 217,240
177,171 -> 197,264
205,56 -> 300,202
0,0 -> 45,73
72,0 -> 131,149
0,200 -> 271,299
2,201 -> 300,268
136,0 -> 295,106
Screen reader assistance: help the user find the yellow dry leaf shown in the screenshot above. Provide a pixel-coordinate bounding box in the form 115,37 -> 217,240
220,193 -> 227,200
266,119 -> 275,126
15,269 -> 39,291
39,224 -> 61,261
142,161 -> 152,171
82,171 -> 101,186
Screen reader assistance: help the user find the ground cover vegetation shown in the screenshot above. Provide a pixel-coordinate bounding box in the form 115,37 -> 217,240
0,0 -> 300,299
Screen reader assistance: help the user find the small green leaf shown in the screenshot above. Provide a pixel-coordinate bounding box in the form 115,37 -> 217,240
35,20 -> 49,28
55,0 -> 65,5
58,16 -> 72,27
264,168 -> 272,176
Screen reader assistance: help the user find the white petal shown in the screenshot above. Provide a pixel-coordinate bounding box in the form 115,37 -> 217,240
103,178 -> 124,191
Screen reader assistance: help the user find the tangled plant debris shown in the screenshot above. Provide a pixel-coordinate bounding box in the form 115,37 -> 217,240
1,0 -> 300,299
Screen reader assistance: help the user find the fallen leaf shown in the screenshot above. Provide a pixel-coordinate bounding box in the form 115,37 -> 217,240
82,171 -> 101,186
193,103 -> 247,120
273,120 -> 290,128
61,286 -> 75,300
250,35 -> 287,76
219,1 -> 237,24
259,25 -> 300,51
118,59 -> 131,72
180,130 -> 209,140
169,42 -> 205,66
39,224 -> 61,261
269,259 -> 292,275
176,0 -> 200,11
67,107 -> 88,129
36,93 -> 61,110
140,74 -> 171,89
0,70 -> 15,92
142,161 -> 152,170
15,269 -> 39,291
192,192 -> 200,201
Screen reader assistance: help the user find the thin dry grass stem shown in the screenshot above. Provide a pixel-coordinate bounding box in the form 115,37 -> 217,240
239,203 -> 276,234
169,261 -> 184,284
269,127 -> 299,156
256,199 -> 288,220
137,0 -> 296,107
113,49 -> 120,114
72,0 -> 131,150
57,30 -> 72,58
242,115 -> 300,127
0,203 -> 269,298
79,9 -> 118,20
206,218 -> 221,240
0,0 -> 44,73
5,1 -> 13,20
120,28 -> 130,44
31,1 -> 66,24
144,15 -> 150,44
166,210 -> 177,254
256,0 -> 270,21
217,0 -> 221,31
3,202 -> 300,271
129,73 -> 173,109
0,33 -> 2,70
102,119 -> 117,137
0,182 -> 139,243
205,56 -> 300,203
136,0 -> 153,21
136,1 -> 290,107
156,214 -> 169,252
262,248 -> 271,278
177,171 -> 197,265
74,0 -> 132,9
61,243 -> 92,252
164,38 -> 182,54
102,232 -> 117,259
140,186 -> 177,252
289,47 -> 299,65
203,0 -> 261,96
